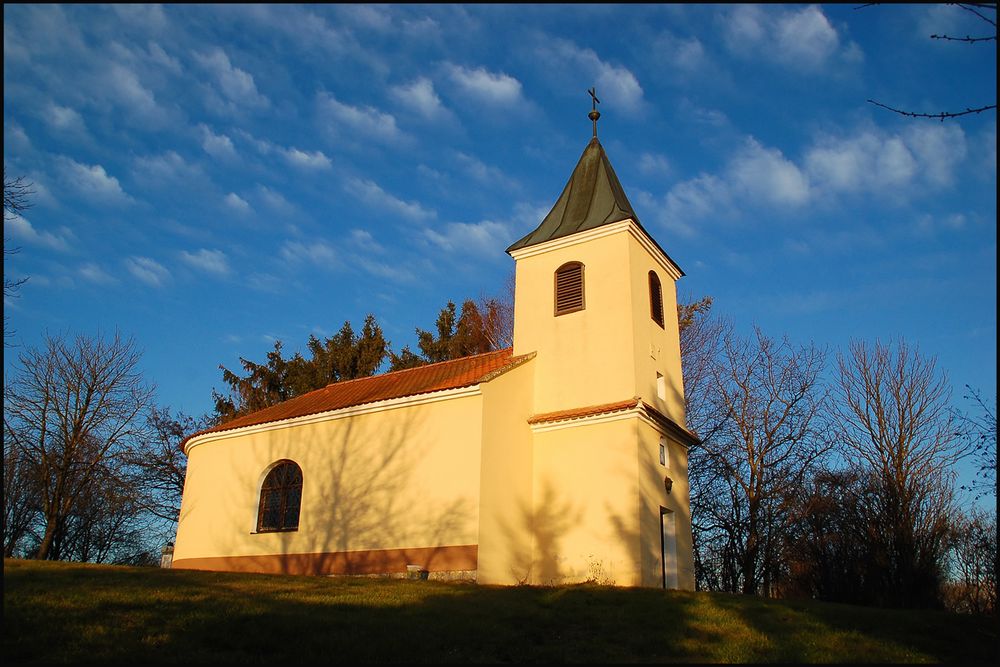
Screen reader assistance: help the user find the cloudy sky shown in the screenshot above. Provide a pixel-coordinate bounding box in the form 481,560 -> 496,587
4,5 -> 996,461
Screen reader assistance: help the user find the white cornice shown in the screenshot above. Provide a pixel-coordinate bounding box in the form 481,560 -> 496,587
184,386 -> 482,454
509,219 -> 682,280
529,401 -> 694,448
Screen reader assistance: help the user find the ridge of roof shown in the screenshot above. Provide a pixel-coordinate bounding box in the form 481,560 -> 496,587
182,348 -> 534,451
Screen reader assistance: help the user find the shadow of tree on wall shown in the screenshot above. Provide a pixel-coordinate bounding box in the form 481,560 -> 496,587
180,403 -> 479,576
494,479 -> 582,585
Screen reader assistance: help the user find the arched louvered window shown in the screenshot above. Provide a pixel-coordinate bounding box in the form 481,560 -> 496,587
649,271 -> 664,328
554,262 -> 585,316
256,460 -> 303,532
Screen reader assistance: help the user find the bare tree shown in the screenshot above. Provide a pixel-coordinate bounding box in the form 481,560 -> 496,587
3,168 -> 33,344
3,419 -> 41,557
3,331 -> 155,560
954,386 -> 997,501
834,338 -> 970,607
946,507 -> 997,614
676,295 -> 730,590
865,3 -> 997,120
478,270 -> 515,351
125,407 -> 214,526
697,327 -> 830,596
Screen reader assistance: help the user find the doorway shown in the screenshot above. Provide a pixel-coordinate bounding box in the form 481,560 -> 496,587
660,507 -> 678,589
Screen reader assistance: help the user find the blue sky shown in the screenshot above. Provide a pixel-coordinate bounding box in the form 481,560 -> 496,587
4,5 -> 996,464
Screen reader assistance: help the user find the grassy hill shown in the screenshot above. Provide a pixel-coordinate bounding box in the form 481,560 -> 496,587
3,558 -> 996,664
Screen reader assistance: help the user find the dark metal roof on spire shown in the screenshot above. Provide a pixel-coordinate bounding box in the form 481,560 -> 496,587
506,92 -> 684,276
506,136 -> 637,253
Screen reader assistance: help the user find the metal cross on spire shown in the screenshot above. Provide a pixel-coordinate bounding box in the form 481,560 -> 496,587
588,87 -> 601,138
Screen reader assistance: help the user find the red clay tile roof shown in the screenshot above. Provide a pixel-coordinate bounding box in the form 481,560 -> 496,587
528,397 -> 699,447
528,399 -> 639,424
183,348 -> 533,451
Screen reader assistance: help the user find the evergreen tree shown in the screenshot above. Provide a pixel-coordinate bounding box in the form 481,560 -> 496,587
213,315 -> 389,421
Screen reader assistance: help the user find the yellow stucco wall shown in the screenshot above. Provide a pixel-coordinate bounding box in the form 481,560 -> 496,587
527,415 -> 694,590
636,422 -> 695,590
627,233 -> 686,429
511,222 -> 686,426
529,418 -> 643,586
174,391 -> 484,565
477,357 -> 536,585
512,230 -> 638,415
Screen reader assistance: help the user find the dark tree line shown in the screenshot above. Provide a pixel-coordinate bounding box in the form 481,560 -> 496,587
681,299 -> 994,612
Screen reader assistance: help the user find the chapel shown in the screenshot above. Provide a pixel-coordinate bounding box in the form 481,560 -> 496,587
172,99 -> 698,588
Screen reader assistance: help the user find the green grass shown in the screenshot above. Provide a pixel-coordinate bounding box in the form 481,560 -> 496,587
3,559 -> 996,664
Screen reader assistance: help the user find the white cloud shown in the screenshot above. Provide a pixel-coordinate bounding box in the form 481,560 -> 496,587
454,152 -> 519,190
349,229 -> 384,254
5,123 -> 32,152
656,139 -> 807,233
423,219 -> 512,258
446,64 -> 525,106
390,77 -> 451,121
638,153 -> 671,177
337,4 -> 393,32
255,185 -> 296,215
60,158 -> 131,203
280,240 -> 338,268
146,41 -> 182,74
43,103 -> 86,134
5,214 -> 74,252
663,174 -> 730,237
916,212 -> 967,236
806,124 -> 967,194
356,257 -> 415,283
654,32 -> 709,76
774,5 -> 840,67
528,37 -> 643,114
282,147 -> 332,170
199,124 -> 237,159
807,132 -> 915,193
134,150 -> 200,183
318,92 -> 403,143
112,4 -> 168,32
125,256 -> 170,287
180,248 -> 231,275
902,123 -> 967,187
723,4 -> 847,71
728,138 -> 810,206
194,47 -> 269,109
345,177 -> 434,221
78,262 -> 116,285
224,192 -> 252,214
104,62 -> 163,118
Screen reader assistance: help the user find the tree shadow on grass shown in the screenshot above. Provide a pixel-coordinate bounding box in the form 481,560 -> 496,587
6,560 -> 995,664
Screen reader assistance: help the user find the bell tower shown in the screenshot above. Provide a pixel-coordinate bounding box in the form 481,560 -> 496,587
507,96 -> 687,428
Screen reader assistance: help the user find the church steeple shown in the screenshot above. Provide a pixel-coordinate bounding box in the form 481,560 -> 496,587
506,93 -> 679,274
506,136 -> 638,253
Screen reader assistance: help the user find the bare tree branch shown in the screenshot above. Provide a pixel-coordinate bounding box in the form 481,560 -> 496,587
866,99 -> 997,121
930,33 -> 996,43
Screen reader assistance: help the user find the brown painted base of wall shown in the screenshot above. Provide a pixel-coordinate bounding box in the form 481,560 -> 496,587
172,544 -> 478,576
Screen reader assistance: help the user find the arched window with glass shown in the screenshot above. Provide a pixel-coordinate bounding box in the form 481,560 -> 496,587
256,460 -> 303,533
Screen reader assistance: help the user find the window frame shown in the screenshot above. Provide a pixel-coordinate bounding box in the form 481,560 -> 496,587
554,261 -> 586,316
255,459 -> 303,534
